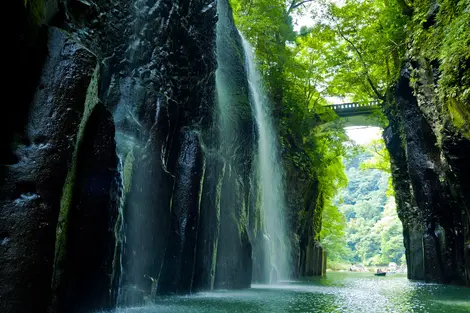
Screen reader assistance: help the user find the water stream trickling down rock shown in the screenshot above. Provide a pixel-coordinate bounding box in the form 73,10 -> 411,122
2,1 -> 469,313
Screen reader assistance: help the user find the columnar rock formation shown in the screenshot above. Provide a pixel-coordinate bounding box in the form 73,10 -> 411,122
4,0 -> 239,312
384,67 -> 470,286
2,1 -> 283,313
382,1 -> 469,286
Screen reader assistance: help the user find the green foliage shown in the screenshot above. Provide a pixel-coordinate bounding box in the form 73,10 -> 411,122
297,0 -> 408,102
230,0 -> 350,236
359,138 -> 393,195
320,202 -> 353,262
327,260 -> 352,271
229,0 -> 406,267
228,0 -> 469,270
410,0 -> 470,138
336,151 -> 405,266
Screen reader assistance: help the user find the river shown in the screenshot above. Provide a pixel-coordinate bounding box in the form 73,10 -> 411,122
110,272 -> 469,313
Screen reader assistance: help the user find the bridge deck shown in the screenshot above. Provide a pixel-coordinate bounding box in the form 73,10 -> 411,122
326,101 -> 380,117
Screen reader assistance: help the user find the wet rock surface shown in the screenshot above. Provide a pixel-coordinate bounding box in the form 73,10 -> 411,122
6,2 -> 470,313
52,102 -> 119,313
0,27 -> 97,312
6,0 -> 220,311
158,131 -> 205,294
193,154 -> 225,291
385,67 -> 470,286
213,0 -> 255,290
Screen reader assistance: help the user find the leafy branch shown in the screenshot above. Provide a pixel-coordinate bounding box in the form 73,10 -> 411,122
334,23 -> 385,101
287,0 -> 315,14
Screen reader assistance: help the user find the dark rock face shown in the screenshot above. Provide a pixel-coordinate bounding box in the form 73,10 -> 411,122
296,179 -> 315,278
215,168 -> 253,289
4,0 -> 274,311
440,132 -> 470,285
110,0 -> 218,301
119,134 -> 173,304
51,101 -> 119,313
193,155 -> 224,291
383,125 -> 425,280
158,131 -> 206,294
283,154 -> 325,279
384,67 -> 470,286
0,27 -> 99,312
5,2 -> 48,167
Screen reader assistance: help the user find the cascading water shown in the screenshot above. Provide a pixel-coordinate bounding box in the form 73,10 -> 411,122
240,35 -> 291,282
112,0 -> 287,301
212,0 -> 256,289
110,0 -> 171,304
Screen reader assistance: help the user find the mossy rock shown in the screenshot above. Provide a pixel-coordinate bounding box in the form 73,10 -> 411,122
123,150 -> 135,195
24,0 -> 45,26
447,98 -> 470,140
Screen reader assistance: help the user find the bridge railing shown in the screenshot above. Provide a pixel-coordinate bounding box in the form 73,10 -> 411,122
326,100 -> 380,111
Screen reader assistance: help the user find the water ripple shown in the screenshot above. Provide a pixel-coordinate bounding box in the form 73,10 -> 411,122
105,272 -> 470,313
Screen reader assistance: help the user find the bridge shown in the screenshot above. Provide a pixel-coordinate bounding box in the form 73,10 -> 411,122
325,101 -> 382,127
326,100 -> 380,117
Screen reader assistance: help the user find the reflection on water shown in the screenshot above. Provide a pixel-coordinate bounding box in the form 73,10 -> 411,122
109,272 -> 469,313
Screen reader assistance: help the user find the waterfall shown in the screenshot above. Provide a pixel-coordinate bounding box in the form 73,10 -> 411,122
111,0 -> 171,304
112,10 -> 146,306
240,35 -> 291,282
212,0 -> 256,289
111,0 -> 288,300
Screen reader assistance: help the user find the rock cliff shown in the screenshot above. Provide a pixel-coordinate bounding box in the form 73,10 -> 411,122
2,1 -> 264,313
384,1 -> 469,286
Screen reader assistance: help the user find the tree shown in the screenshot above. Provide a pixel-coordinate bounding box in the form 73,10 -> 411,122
360,138 -> 393,195
287,0 -> 316,14
293,0 -> 407,102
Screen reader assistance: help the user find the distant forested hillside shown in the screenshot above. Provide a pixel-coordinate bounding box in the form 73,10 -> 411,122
329,149 -> 405,266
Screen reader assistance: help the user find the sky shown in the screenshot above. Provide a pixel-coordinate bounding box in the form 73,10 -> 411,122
345,126 -> 382,145
291,3 -> 324,31
291,0 -> 345,31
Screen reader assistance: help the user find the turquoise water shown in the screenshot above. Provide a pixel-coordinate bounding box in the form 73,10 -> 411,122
112,272 -> 469,313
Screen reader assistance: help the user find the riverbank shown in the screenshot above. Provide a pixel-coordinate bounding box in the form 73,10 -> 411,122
327,261 -> 407,274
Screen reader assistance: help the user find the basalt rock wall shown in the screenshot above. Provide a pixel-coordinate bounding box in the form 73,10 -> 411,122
383,0 -> 469,286
385,67 -> 470,286
3,1 -> 266,312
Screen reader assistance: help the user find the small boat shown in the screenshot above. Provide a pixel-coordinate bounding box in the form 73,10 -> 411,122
374,272 -> 386,276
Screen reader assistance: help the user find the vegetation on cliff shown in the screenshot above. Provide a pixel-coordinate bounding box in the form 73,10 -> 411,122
232,0 -> 470,142
23,0 -> 44,25
230,0 -> 468,274
230,0 -> 350,257
228,0 -> 406,265
409,0 -> 470,138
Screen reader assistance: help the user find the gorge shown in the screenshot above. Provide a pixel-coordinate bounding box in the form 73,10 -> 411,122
2,0 -> 469,313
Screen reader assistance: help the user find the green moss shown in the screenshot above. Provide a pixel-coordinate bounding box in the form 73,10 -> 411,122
24,0 -> 45,26
123,151 -> 135,195
447,98 -> 470,139
410,0 -> 470,138
51,65 -> 100,290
